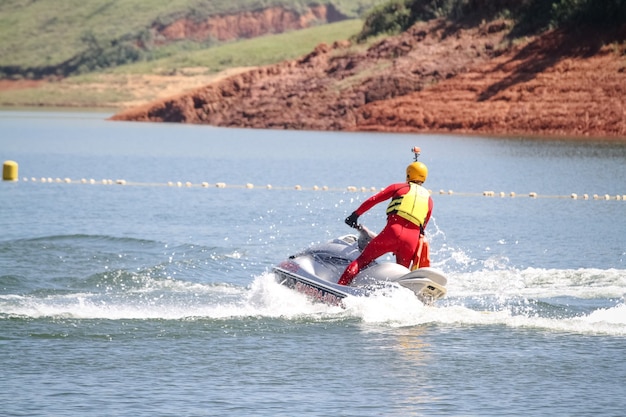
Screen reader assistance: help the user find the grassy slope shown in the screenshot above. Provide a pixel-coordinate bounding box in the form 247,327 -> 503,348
0,19 -> 364,108
0,0 -> 201,67
115,19 -> 364,74
0,0 -> 380,68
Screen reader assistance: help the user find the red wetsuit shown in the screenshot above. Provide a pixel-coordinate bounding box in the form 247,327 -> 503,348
338,182 -> 433,286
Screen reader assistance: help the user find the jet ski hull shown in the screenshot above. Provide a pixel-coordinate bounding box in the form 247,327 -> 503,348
273,229 -> 447,306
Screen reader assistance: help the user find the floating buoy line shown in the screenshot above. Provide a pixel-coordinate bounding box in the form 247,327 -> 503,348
2,161 -> 624,200
4,176 -> 624,201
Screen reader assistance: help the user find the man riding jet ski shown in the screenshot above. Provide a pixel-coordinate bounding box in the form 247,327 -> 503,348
339,147 -> 432,285
273,148 -> 447,306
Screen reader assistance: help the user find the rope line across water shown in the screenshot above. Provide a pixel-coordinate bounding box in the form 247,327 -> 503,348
10,176 -> 626,201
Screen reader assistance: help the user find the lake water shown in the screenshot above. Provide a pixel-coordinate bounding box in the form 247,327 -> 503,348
1,110 -> 625,416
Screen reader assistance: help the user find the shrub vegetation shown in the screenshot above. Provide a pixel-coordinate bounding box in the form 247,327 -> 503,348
354,0 -> 626,42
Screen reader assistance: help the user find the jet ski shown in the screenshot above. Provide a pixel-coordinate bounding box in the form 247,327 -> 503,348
273,225 -> 447,306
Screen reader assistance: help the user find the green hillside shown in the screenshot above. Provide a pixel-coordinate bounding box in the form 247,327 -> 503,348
114,19 -> 365,75
0,0 -> 383,76
0,19 -> 366,109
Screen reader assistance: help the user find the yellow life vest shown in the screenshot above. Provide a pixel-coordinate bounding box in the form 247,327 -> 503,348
386,183 -> 430,226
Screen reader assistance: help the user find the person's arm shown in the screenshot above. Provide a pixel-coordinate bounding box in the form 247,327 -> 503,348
345,183 -> 405,228
354,183 -> 403,216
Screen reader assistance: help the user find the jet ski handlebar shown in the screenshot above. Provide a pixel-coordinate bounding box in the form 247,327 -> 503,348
355,224 -> 377,250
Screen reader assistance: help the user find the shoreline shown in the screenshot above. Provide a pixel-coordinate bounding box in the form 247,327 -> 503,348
2,106 -> 626,143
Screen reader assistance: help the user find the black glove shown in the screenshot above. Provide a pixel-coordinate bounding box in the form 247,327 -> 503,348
345,211 -> 359,228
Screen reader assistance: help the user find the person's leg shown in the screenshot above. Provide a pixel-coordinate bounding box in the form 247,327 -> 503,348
338,225 -> 397,285
394,225 -> 421,267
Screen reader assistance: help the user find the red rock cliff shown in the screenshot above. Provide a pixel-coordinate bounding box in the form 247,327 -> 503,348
153,5 -> 346,43
112,18 -> 626,139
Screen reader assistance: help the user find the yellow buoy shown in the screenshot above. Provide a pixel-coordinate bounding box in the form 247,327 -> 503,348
3,160 -> 18,181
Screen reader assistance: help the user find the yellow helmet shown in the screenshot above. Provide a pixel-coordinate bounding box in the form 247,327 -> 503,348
406,162 -> 428,183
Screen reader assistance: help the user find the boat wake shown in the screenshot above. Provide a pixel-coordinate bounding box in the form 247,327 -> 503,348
0,234 -> 624,334
1,267 -> 624,335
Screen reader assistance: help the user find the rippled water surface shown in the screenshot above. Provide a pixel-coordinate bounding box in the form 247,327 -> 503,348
1,111 -> 625,416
